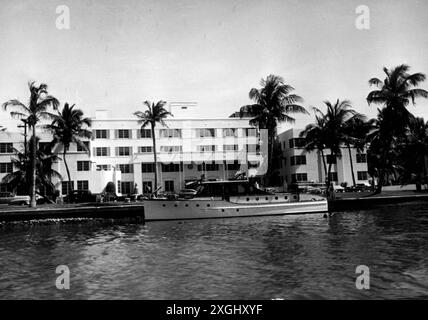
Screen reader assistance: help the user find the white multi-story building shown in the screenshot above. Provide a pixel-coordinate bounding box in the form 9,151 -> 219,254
277,128 -> 369,187
1,109 -> 266,196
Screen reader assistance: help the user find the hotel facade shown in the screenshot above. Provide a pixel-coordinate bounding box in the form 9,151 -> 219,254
0,106 -> 368,196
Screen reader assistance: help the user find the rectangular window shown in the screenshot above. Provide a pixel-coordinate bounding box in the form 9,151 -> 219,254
139,129 -> 152,138
329,172 -> 338,182
121,181 -> 133,195
289,138 -> 306,148
77,161 -> 90,171
0,143 -> 13,154
244,128 -> 257,137
138,146 -> 153,153
223,128 -> 237,137
226,160 -> 240,171
77,141 -> 90,152
197,145 -> 216,152
142,163 -> 155,173
117,129 -> 131,139
326,155 -> 337,164
246,144 -> 260,154
94,130 -> 109,139
357,171 -> 368,180
0,163 -> 13,173
117,147 -> 132,156
118,164 -> 134,174
356,153 -> 367,163
196,128 -> 216,138
117,180 -> 121,194
161,163 -> 182,172
198,162 -> 219,171
96,164 -> 110,171
95,147 -> 109,157
291,173 -> 308,182
165,180 -> 174,192
160,146 -> 182,153
77,180 -> 89,191
223,144 -> 238,152
142,181 -> 152,194
160,129 -> 182,138
0,183 -> 12,193
61,181 -> 74,195
290,155 -> 306,166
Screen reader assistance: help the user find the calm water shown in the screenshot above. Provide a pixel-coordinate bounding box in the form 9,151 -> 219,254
1,202 -> 428,299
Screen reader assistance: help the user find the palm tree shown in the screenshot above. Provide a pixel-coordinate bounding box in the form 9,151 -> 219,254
134,101 -> 171,195
3,81 -> 59,207
367,64 -> 428,137
45,103 -> 92,196
2,136 -> 61,198
238,75 -> 307,184
301,100 -> 359,192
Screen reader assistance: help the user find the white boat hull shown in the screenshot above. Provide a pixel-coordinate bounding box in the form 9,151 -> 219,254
143,197 -> 328,221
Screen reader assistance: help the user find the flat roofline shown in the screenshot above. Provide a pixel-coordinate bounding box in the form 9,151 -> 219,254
91,117 -> 254,121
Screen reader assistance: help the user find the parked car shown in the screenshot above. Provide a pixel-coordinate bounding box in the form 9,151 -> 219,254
64,190 -> 97,203
178,189 -> 197,199
346,183 -> 372,192
333,185 -> 345,193
0,192 -> 30,206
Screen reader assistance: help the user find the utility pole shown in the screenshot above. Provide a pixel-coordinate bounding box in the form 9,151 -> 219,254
17,119 -> 28,156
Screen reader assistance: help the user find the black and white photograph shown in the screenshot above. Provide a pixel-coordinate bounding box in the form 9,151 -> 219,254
0,0 -> 428,305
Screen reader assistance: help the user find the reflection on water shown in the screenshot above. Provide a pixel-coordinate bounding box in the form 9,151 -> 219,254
1,202 -> 428,299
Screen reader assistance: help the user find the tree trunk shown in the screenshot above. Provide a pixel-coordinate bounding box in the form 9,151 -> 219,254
63,147 -> 72,198
151,124 -> 158,195
30,125 -> 37,208
325,151 -> 335,199
266,130 -> 275,187
375,169 -> 383,194
347,144 -> 356,187
320,149 -> 327,177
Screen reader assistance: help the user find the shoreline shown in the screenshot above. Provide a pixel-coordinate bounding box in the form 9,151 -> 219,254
1,191 -> 428,224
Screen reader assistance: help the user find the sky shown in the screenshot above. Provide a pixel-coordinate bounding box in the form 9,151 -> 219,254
1,0 -> 428,132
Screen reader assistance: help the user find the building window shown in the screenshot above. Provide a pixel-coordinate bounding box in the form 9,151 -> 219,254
246,144 -> 260,154
165,180 -> 174,192
139,146 -> 153,153
226,160 -> 240,171
289,138 -> 306,148
117,180 -> 121,193
0,183 -> 12,193
357,171 -> 368,180
326,155 -> 337,164
121,181 -> 133,195
142,163 -> 155,173
161,163 -> 182,172
196,128 -> 216,138
223,128 -> 237,137
139,129 -> 152,138
77,180 -> 89,191
223,144 -> 238,152
118,164 -> 134,174
0,143 -> 13,154
160,146 -> 182,153
142,181 -> 152,193
95,147 -> 109,157
244,128 -> 257,137
77,161 -> 90,171
160,129 -> 182,138
61,181 -> 74,195
77,141 -> 90,152
356,153 -> 367,163
0,163 -> 13,173
290,155 -> 306,166
117,129 -> 131,139
197,145 -> 216,152
96,164 -> 110,171
329,172 -> 338,182
291,173 -> 308,182
94,130 -> 109,139
198,162 -> 219,171
116,147 -> 132,156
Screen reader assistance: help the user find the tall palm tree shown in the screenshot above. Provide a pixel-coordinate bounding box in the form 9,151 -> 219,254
1,136 -> 61,198
239,75 -> 307,184
3,81 -> 59,207
367,64 -> 428,137
134,101 -> 171,195
301,99 -> 359,191
45,103 -> 92,196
